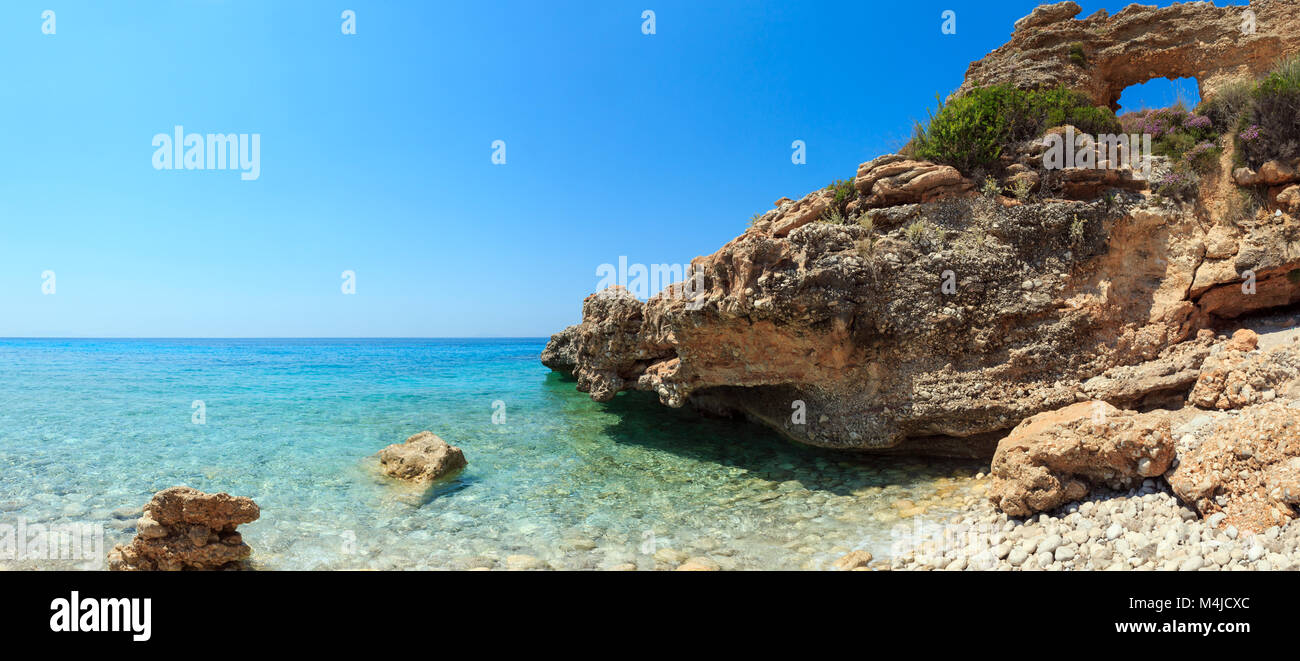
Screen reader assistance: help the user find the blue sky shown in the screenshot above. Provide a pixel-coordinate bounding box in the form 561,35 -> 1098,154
0,0 -> 1216,337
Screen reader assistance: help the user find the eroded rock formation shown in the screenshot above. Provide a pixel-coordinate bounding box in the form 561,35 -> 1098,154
544,1 -> 1300,460
376,431 -> 467,483
107,486 -> 260,571
957,0 -> 1300,110
548,163 -> 1300,455
855,155 -> 974,209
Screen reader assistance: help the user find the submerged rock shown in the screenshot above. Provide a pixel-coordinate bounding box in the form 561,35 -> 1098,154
376,431 -> 467,483
107,486 -> 259,571
831,549 -> 874,571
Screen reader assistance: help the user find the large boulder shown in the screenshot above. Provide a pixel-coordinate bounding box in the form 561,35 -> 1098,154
376,431 -> 467,483
107,487 -> 259,571
988,402 -> 1174,517
1168,401 -> 1300,532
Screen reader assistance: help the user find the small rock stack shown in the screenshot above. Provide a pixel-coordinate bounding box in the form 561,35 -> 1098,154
376,431 -> 467,483
107,486 -> 260,571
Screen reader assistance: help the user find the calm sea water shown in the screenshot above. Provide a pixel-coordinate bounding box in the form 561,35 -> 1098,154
0,338 -> 985,570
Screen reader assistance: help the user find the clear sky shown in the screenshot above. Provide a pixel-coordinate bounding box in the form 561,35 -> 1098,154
0,0 -> 1218,337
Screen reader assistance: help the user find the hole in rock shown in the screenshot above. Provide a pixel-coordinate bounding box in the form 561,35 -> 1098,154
1115,77 -> 1201,115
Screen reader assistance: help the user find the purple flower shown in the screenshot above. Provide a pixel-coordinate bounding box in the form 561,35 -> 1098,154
1185,114 -> 1212,129
1240,124 -> 1261,141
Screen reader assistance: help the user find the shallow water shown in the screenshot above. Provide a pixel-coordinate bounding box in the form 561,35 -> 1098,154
0,338 -> 986,570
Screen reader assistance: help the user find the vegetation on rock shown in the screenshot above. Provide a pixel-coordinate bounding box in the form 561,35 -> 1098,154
910,85 -> 1120,173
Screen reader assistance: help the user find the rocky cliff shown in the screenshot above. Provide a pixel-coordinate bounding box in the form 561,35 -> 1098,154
958,0 -> 1300,109
544,1 -> 1300,463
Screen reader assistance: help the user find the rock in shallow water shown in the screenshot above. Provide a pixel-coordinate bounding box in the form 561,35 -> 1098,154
107,486 -> 259,571
376,431 -> 467,483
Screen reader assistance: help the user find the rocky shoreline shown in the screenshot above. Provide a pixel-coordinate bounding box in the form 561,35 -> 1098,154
543,1 -> 1300,569
889,482 -> 1300,572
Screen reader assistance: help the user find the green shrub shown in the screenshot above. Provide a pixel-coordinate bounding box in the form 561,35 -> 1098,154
829,178 -> 856,204
1068,214 -> 1086,245
1197,79 -> 1255,131
820,205 -> 847,225
1068,43 -> 1087,67
1153,132 -> 1197,160
1030,88 -> 1122,136
1154,163 -> 1199,200
912,85 -> 1120,173
980,176 -> 1001,198
904,219 -> 929,245
1183,141 -> 1222,174
1241,55 -> 1300,168
1009,176 -> 1033,201
814,179 -> 860,224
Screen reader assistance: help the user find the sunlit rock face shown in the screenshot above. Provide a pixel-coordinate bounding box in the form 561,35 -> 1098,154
957,1 -> 1300,110
543,1 -> 1300,456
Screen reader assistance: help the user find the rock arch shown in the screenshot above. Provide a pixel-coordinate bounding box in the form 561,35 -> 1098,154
956,0 -> 1300,110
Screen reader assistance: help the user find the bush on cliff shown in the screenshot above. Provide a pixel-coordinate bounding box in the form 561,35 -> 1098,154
1120,104 -> 1221,176
1198,79 -> 1255,131
1240,56 -> 1300,168
816,178 -> 859,224
911,85 -> 1120,173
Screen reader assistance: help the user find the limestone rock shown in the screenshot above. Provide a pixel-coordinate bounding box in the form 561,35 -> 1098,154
855,155 -> 973,209
1080,332 -> 1216,406
1057,165 -> 1145,199
107,487 -> 259,571
1189,334 -> 1300,410
676,557 -> 721,571
1168,401 -> 1300,532
543,190 -> 1235,453
376,431 -> 467,483
1013,1 -> 1081,32
1225,328 -> 1259,353
1234,167 -> 1262,187
769,190 -> 832,237
832,550 -> 874,571
541,326 -> 579,372
988,402 -> 1175,517
1278,185 -> 1300,216
1258,160 -> 1299,186
958,1 -> 1300,110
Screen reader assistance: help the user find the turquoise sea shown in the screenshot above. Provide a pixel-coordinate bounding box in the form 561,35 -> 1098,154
0,338 -> 986,570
